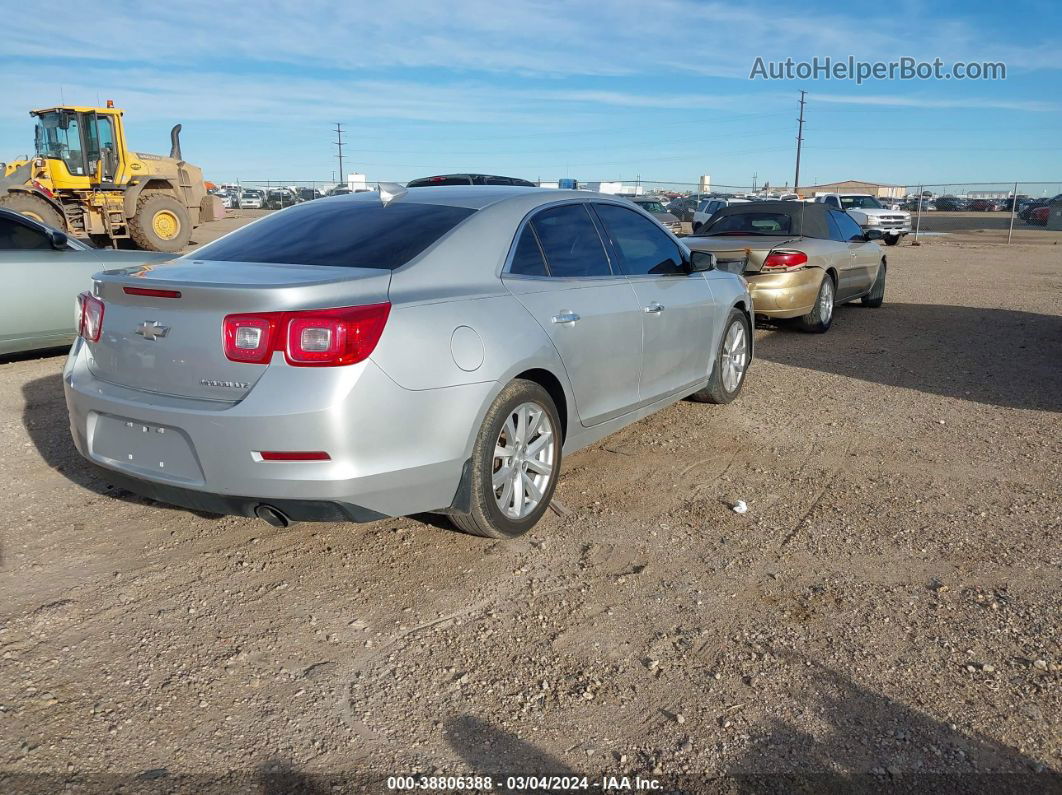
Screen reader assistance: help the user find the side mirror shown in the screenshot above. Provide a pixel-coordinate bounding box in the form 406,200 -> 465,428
863,228 -> 884,241
48,229 -> 69,250
687,250 -> 716,272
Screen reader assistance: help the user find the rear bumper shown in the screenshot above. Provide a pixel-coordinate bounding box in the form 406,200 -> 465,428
95,469 -> 387,523
63,340 -> 495,520
747,268 -> 823,318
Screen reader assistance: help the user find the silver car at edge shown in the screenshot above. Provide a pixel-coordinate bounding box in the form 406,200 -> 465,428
64,186 -> 753,539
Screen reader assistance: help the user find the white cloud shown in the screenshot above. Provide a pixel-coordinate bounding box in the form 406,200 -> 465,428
811,93 -> 1061,113
3,0 -> 1057,78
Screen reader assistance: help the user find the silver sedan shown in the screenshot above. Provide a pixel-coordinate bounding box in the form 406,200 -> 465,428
0,208 -> 170,355
64,186 -> 753,538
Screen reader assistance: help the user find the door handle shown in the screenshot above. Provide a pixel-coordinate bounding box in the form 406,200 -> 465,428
643,302 -> 665,314
551,312 -> 581,325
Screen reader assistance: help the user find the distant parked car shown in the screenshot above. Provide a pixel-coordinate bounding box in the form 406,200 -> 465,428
266,189 -> 297,210
932,196 -> 964,212
1028,206 -> 1050,226
295,188 -> 324,203
626,197 -> 682,235
240,190 -> 265,210
1019,199 -> 1051,222
0,208 -> 169,355
666,196 -> 704,223
406,174 -> 536,188
216,190 -> 240,210
687,200 -> 886,333
63,186 -> 752,538
693,198 -> 751,234
969,199 -> 1001,212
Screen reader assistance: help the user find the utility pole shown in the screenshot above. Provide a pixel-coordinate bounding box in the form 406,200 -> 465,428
333,123 -> 345,186
793,90 -> 807,193
752,172 -> 757,191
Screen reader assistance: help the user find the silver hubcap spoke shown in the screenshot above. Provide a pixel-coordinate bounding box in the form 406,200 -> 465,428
720,321 -> 747,393
492,401 -> 556,520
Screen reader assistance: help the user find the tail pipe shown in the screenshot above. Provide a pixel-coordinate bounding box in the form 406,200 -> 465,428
254,504 -> 291,528
169,124 -> 183,161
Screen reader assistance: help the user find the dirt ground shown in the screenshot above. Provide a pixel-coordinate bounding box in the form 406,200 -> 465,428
0,226 -> 1059,793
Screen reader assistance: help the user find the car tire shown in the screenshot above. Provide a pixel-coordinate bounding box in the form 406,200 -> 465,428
884,234 -> 900,246
0,192 -> 66,230
797,273 -> 835,333
450,379 -> 562,539
688,308 -> 751,405
862,261 -> 886,308
129,191 -> 192,252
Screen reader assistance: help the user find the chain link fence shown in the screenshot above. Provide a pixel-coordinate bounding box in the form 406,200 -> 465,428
214,178 -> 1062,244
897,183 -> 1062,244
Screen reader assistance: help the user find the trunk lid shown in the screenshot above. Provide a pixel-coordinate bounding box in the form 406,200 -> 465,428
685,235 -> 801,273
87,259 -> 391,400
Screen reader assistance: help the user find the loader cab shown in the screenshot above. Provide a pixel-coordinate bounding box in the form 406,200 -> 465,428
32,107 -> 127,187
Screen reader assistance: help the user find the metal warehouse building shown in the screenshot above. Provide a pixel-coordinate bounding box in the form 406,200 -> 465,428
801,180 -> 906,199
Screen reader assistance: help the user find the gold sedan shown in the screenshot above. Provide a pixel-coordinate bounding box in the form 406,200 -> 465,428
685,201 -> 886,332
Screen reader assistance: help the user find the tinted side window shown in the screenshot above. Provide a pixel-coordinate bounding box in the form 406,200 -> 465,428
826,211 -> 846,242
509,225 -> 548,276
832,210 -> 865,241
530,204 -> 612,278
0,217 -> 51,250
190,201 -> 475,268
594,203 -> 683,276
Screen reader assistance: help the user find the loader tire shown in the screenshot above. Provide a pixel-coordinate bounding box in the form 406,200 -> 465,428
0,192 -> 65,230
129,191 -> 191,252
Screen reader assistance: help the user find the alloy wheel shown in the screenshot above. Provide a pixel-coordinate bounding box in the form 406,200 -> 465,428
492,402 -> 556,520
819,278 -> 834,323
720,321 -> 748,393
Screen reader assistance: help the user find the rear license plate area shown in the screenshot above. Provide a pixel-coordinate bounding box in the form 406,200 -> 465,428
90,413 -> 205,484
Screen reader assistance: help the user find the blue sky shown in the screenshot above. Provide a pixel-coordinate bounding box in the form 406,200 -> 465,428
1,0 -> 1059,189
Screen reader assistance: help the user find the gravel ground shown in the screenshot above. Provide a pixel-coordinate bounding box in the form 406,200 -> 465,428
0,233 -> 1059,793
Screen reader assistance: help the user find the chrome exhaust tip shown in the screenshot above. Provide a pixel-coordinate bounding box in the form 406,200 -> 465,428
254,504 -> 291,528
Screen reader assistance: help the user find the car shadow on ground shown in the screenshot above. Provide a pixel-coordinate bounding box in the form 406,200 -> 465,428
443,665 -> 1055,793
21,372 -> 216,517
723,654 -> 1058,793
756,303 -> 1062,413
444,715 -> 579,778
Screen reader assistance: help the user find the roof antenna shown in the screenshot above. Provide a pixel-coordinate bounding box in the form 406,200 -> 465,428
378,182 -> 407,206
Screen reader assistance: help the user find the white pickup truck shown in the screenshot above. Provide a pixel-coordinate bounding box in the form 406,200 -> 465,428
815,193 -> 910,246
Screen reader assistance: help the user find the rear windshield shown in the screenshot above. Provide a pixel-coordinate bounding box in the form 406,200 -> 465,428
703,212 -> 793,236
407,176 -> 473,187
189,200 -> 475,268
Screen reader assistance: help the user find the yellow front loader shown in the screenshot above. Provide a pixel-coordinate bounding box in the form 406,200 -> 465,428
0,104 -> 221,252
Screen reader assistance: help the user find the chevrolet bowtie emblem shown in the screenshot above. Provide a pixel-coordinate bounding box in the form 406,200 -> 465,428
135,320 -> 170,341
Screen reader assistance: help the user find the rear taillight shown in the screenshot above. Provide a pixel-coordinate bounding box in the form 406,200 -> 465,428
762,251 -> 809,270
76,292 -> 105,342
222,303 -> 390,367
223,315 -> 276,364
